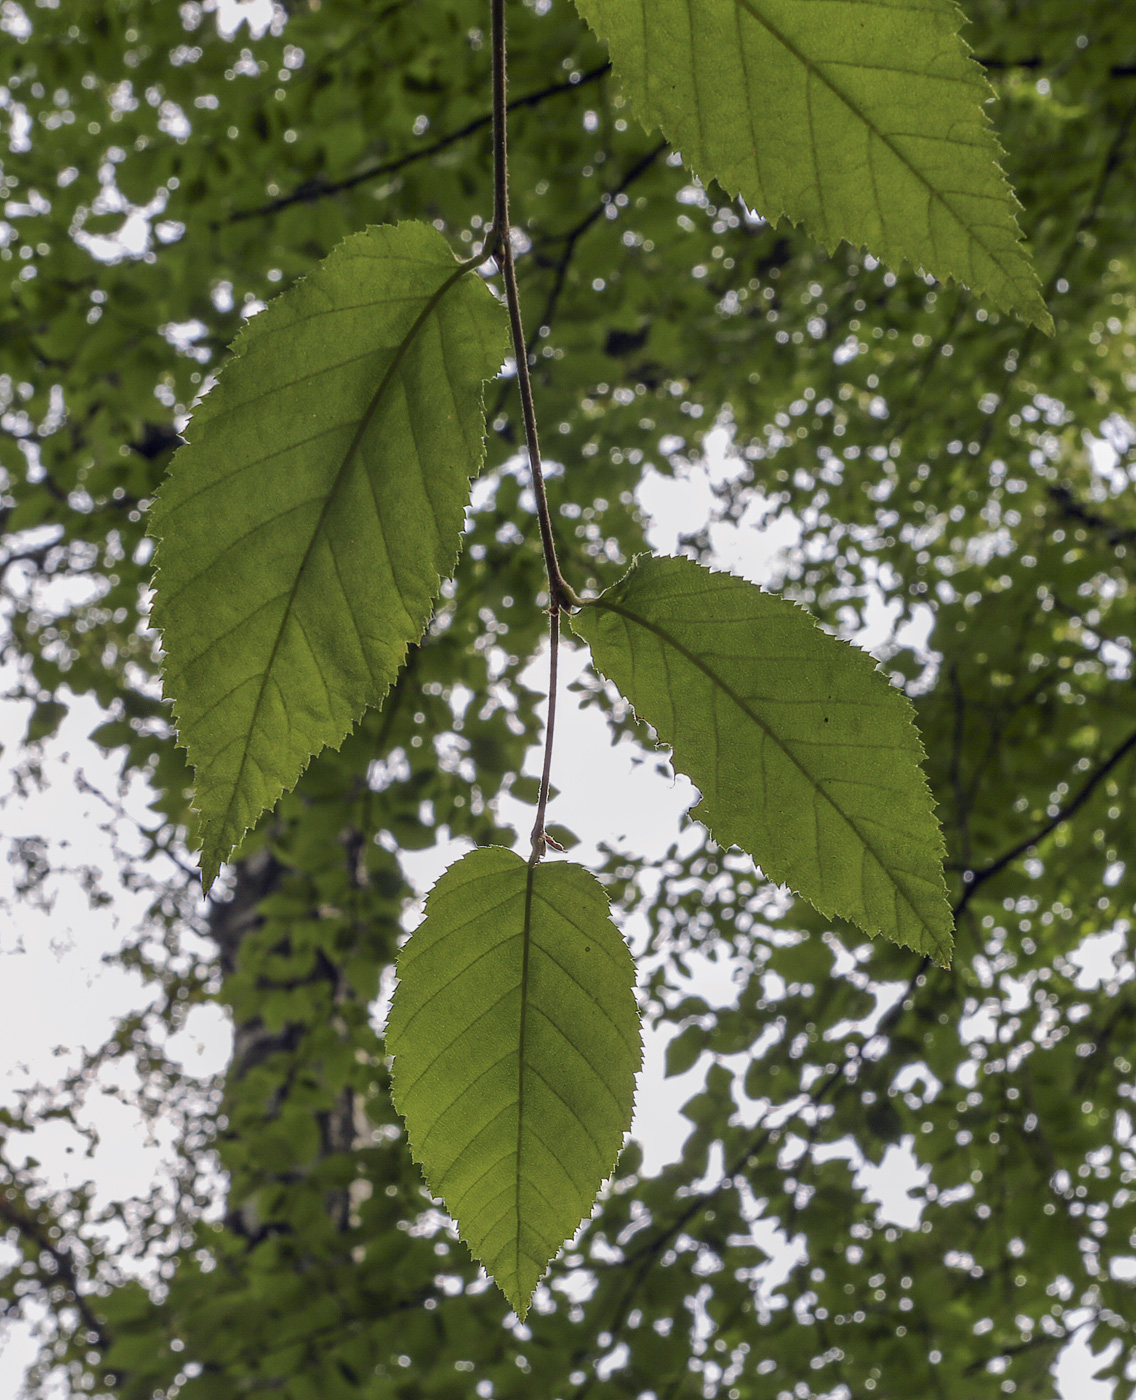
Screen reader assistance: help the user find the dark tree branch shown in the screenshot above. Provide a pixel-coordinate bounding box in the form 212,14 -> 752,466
1047,482 -> 1136,548
490,140 -> 667,424
977,56 -> 1136,77
963,1323 -> 1072,1375
228,64 -> 610,224
0,534 -> 64,585
527,141 -> 668,352
0,1194 -> 112,1356
954,724 -> 1136,920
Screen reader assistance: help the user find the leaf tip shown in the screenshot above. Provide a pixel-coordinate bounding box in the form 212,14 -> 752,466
901,889 -> 953,968
199,849 -> 221,899
1032,303 -> 1056,338
194,809 -> 231,897
931,921 -> 955,970
504,1285 -> 535,1322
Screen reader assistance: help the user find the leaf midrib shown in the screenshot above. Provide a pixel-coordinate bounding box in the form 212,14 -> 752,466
211,257 -> 477,868
514,859 -> 537,1306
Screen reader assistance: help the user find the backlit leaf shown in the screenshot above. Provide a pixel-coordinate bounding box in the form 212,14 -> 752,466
572,555 -> 953,963
386,846 -> 641,1317
149,222 -> 509,890
572,0 -> 1051,330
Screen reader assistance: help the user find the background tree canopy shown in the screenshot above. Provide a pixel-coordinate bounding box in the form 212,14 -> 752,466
2,0 -> 1135,1395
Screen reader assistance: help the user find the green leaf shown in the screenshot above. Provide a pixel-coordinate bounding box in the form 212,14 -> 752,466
664,1023 -> 706,1078
571,555 -> 953,964
386,846 -> 641,1317
25,698 -> 68,744
149,222 -> 509,890
572,0 -> 1051,331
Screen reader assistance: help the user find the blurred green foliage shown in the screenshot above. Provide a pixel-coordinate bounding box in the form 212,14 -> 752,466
2,0 -> 1135,1397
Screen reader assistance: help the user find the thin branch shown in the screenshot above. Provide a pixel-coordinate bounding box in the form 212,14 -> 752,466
488,0 -> 581,861
490,140 -> 667,424
1047,482 -> 1136,548
497,238 -> 578,613
0,533 -> 65,586
977,56 -> 1136,77
74,771 -> 203,887
528,141 -> 667,353
0,1194 -> 112,1356
963,1323 -> 1073,1375
229,64 -> 610,224
529,607 -> 561,859
488,0 -> 576,614
954,724 -> 1136,919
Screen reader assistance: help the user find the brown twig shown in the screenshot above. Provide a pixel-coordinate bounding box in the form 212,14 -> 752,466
488,0 -> 581,862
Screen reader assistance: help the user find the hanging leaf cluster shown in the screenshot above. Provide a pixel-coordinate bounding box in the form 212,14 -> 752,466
149,0 -> 1045,1313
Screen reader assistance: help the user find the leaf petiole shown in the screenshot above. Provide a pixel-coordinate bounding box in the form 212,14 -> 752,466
489,0 -> 581,859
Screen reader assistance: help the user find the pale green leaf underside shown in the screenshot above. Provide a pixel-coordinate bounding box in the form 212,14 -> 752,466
572,556 -> 953,964
149,223 -> 509,890
572,0 -> 1051,331
387,847 -> 641,1317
